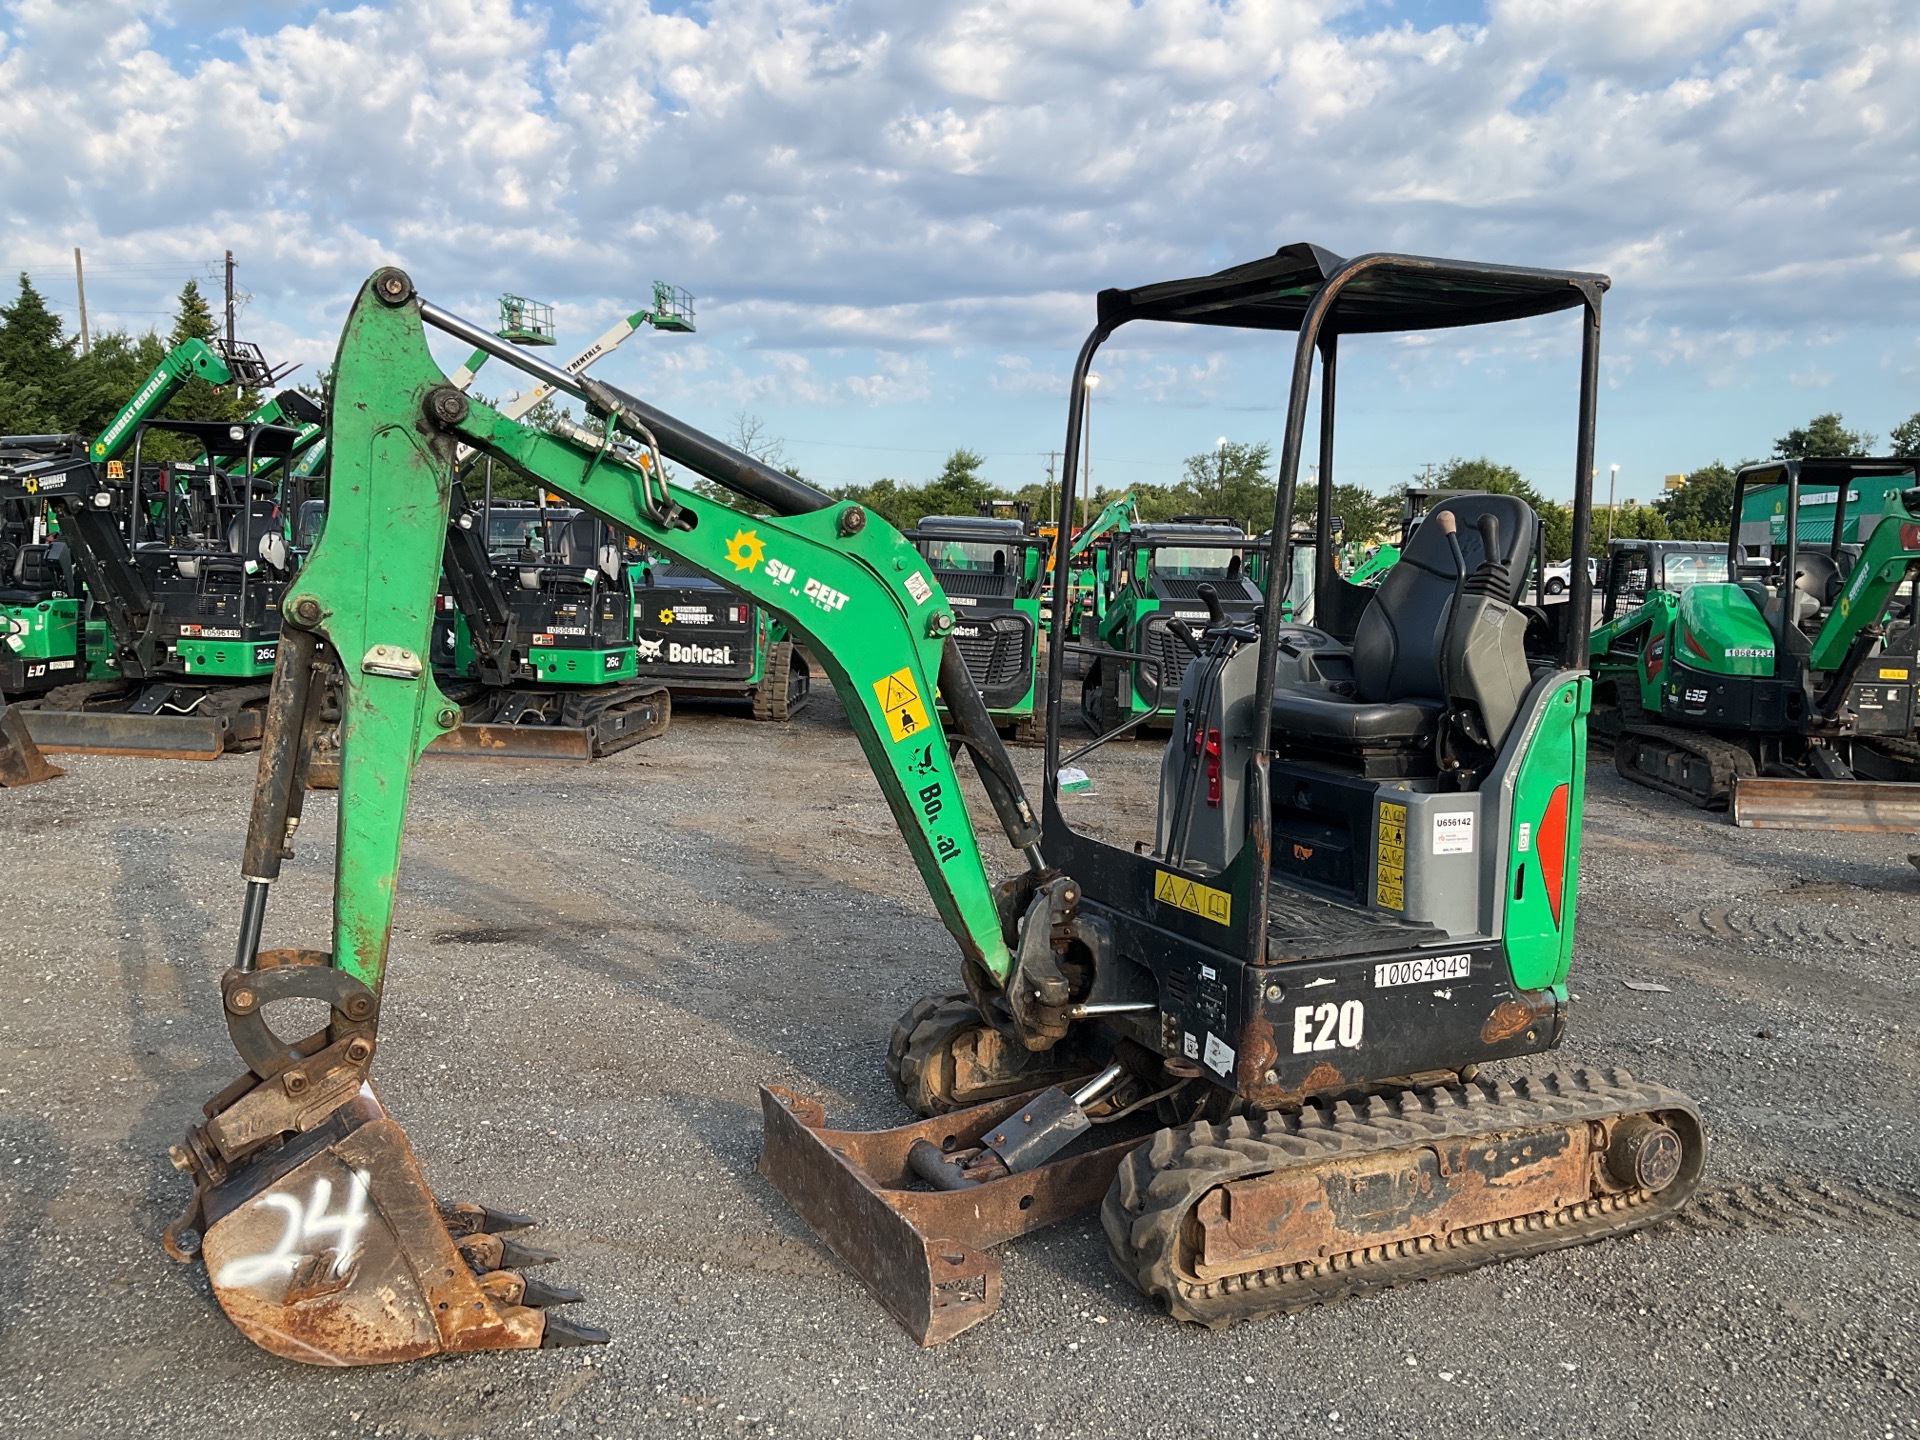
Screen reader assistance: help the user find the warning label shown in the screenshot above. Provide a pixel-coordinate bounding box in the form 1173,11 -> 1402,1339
1154,870 -> 1231,926
872,667 -> 932,743
1376,801 -> 1407,911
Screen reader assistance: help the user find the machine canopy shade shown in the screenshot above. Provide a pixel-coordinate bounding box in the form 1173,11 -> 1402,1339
1096,242 -> 1610,335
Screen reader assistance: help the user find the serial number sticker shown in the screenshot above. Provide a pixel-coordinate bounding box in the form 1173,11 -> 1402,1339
1432,811 -> 1474,856
1374,953 -> 1472,988
1154,869 -> 1231,926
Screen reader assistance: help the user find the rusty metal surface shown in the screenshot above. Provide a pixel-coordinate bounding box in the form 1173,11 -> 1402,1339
1189,1120 -> 1593,1279
200,1107 -> 544,1366
1729,777 -> 1920,833
758,1084 -> 1148,1346
0,698 -> 62,785
424,723 -> 596,762
21,707 -> 231,759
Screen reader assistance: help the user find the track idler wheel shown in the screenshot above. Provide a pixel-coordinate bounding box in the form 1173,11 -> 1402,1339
885,992 -> 1106,1118
174,1086 -> 605,1365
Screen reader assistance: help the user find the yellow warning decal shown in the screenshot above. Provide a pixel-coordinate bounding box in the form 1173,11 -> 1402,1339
1376,801 -> 1407,911
872,666 -> 932,743
1154,870 -> 1231,926
1880,667 -> 1910,680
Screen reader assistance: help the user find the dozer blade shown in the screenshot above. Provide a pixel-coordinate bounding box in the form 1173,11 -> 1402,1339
426,722 -> 596,762
21,707 -> 232,760
422,686 -> 670,763
1730,776 -> 1920,833
191,1088 -> 596,1365
758,1085 -> 1151,1346
0,698 -> 62,786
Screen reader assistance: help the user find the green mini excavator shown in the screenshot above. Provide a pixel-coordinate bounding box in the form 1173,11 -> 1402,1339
165,249 -> 1702,1366
1591,457 -> 1920,829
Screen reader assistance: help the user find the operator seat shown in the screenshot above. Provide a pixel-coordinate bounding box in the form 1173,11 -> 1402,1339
0,540 -> 72,603
1270,494 -> 1536,750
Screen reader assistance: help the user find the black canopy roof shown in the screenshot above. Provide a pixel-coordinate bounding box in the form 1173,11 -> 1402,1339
139,419 -> 307,461
1097,243 -> 1608,335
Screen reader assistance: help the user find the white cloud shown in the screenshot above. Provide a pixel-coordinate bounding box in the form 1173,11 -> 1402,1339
0,0 -> 1915,433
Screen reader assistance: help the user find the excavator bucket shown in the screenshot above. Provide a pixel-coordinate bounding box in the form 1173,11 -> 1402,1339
0,696 -> 62,786
1729,777 -> 1920,832
757,1085 -> 1152,1346
179,1087 -> 601,1366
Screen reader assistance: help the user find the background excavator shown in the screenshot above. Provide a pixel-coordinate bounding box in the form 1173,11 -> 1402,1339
1591,456 -> 1920,830
165,248 -> 1702,1366
0,339 -> 316,758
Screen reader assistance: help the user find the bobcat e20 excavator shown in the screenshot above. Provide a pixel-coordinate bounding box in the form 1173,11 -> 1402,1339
165,249 -> 1703,1366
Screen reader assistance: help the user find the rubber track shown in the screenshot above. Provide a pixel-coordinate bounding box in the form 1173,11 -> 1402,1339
752,641 -> 806,722
1102,1068 -> 1703,1329
1615,721 -> 1756,808
885,992 -> 979,1117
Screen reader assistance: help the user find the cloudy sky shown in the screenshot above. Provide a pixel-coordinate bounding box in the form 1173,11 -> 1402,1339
2,0 -> 1915,505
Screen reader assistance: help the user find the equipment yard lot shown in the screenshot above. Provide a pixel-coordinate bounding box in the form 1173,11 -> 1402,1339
3,696 -> 1917,1440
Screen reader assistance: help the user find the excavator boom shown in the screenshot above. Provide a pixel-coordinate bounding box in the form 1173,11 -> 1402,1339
167,270 -> 1041,1364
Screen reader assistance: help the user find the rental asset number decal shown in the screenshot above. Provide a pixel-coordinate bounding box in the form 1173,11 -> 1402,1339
1374,953 -> 1472,988
1293,1000 -> 1364,1053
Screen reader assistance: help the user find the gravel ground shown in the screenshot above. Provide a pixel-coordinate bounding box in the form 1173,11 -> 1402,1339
2,688 -> 1916,1439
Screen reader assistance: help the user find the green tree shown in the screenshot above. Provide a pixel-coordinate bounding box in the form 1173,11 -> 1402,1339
1177,440 -> 1274,533
1773,412 -> 1873,459
1890,412 -> 1920,459
1293,481 -> 1395,545
61,329 -> 168,439
156,278 -> 251,434
1423,456 -> 1577,561
0,273 -> 73,434
1653,460 -> 1743,541
836,448 -> 996,529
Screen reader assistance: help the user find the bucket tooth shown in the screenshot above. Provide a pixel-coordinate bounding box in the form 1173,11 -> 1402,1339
540,1314 -> 612,1348
459,1231 -> 561,1270
439,1200 -> 536,1236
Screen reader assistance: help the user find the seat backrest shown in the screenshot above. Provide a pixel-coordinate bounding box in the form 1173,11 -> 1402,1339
14,541 -> 69,590
1352,494 -> 1536,703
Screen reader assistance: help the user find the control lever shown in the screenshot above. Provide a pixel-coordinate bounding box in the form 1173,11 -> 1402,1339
1167,617 -> 1202,656
1198,582 -> 1226,627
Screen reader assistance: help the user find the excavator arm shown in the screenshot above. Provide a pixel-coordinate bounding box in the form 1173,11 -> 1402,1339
1807,486 -> 1920,673
167,269 -> 1046,1365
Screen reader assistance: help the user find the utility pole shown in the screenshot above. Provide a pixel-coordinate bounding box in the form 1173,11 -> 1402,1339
1081,374 -> 1100,529
1044,451 -> 1058,525
1605,464 -> 1619,547
72,248 -> 90,356
224,250 -> 237,349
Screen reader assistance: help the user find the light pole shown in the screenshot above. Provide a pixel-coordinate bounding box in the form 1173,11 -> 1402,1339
1605,463 -> 1619,547
1081,374 -> 1100,529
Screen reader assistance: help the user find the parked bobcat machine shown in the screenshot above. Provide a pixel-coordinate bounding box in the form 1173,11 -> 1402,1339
1592,457 -> 1920,829
164,249 -> 1701,1367
629,547 -> 809,720
907,510 -> 1044,740
1079,518 -> 1264,734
